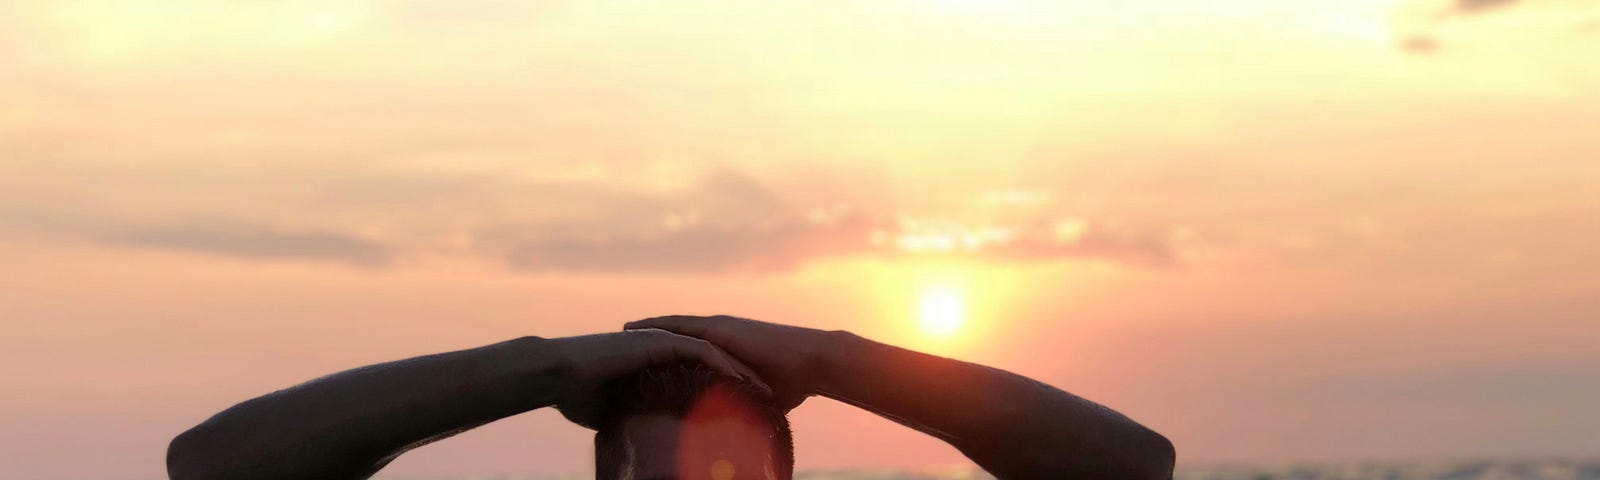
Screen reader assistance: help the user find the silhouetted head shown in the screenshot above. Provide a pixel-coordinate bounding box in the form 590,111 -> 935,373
594,363 -> 794,480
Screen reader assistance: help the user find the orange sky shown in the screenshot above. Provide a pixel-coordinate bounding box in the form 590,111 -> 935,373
2,1 -> 1599,478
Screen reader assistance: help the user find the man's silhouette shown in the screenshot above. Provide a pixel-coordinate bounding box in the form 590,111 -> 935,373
168,315 -> 1174,479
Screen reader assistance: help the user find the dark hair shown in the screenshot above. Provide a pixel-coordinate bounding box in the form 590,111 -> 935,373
593,362 -> 794,480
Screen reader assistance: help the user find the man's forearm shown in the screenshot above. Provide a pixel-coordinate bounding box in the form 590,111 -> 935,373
813,331 -> 1174,480
168,336 -> 563,480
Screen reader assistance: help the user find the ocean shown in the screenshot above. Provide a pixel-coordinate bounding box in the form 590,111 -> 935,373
377,458 -> 1600,480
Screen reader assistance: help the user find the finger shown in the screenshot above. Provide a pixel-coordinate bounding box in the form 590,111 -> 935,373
641,326 -> 775,394
723,354 -> 774,396
667,336 -> 744,380
625,315 -> 716,338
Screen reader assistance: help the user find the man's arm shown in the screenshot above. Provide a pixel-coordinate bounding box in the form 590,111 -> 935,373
167,330 -> 760,480
626,315 -> 1175,480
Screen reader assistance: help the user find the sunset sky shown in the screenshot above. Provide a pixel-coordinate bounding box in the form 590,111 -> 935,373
3,1 -> 1599,478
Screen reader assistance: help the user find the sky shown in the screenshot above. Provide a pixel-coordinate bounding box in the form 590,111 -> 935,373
2,0 -> 1599,478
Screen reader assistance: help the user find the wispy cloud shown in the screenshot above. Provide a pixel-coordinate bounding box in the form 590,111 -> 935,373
0,159 -> 1180,273
105,222 -> 392,267
1394,0 -> 1600,54
1452,0 -> 1522,15
481,170 -> 1181,274
1398,35 -> 1442,54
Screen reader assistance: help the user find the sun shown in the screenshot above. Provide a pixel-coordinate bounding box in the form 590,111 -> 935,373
918,286 -> 966,337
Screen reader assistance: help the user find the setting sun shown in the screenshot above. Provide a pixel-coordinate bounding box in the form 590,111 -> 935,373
917,286 -> 966,337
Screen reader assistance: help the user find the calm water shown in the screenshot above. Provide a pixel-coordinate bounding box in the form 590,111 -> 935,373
379,458 -> 1600,480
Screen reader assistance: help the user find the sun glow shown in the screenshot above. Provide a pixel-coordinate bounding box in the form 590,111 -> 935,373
917,286 -> 966,337
846,260 -> 1028,347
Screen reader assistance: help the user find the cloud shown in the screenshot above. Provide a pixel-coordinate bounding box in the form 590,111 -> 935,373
982,224 -> 1179,266
489,170 -> 1180,274
105,222 -> 392,267
498,213 -> 1179,274
506,221 -> 866,274
2,155 -> 1180,274
1453,0 -> 1521,15
485,169 -> 871,274
1394,0 -> 1592,54
1399,35 -> 1441,54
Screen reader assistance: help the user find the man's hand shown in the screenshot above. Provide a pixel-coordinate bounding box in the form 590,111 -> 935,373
625,315 -> 833,411
549,329 -> 766,428
628,315 -> 1176,480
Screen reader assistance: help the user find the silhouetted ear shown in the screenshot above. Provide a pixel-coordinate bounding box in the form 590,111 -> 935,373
592,430 -> 625,480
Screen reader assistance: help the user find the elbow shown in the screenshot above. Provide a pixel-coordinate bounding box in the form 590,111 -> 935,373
994,427 -> 1175,480
167,426 -> 217,480
168,413 -> 377,480
1137,429 -> 1177,480
1094,425 -> 1173,480
1043,427 -> 1175,480
168,422 -> 249,480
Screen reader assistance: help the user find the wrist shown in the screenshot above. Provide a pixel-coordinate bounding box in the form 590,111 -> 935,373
491,336 -> 567,407
809,329 -> 866,397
